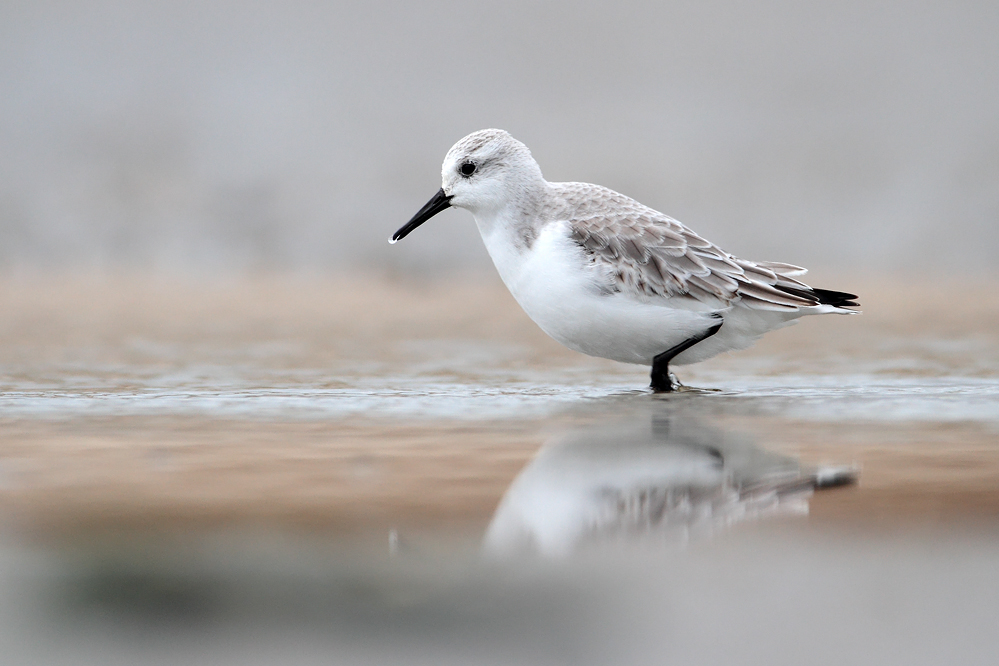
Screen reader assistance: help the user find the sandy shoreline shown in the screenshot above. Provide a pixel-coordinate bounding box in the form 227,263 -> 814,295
0,272 -> 997,540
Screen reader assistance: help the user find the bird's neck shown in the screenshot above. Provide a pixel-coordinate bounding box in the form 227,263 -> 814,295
472,179 -> 551,250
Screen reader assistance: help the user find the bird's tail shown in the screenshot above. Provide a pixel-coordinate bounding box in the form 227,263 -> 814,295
774,285 -> 860,309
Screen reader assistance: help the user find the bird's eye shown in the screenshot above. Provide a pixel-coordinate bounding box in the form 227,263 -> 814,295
459,162 -> 477,177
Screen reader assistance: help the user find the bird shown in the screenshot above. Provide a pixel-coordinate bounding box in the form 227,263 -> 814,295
390,129 -> 858,392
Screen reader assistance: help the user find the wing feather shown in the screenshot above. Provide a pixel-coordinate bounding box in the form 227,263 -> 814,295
556,182 -> 831,310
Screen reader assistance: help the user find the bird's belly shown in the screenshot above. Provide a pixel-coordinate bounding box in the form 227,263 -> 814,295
516,287 -> 712,365
481,222 -> 712,365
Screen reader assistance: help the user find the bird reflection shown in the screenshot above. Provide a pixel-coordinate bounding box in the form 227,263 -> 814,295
484,413 -> 854,558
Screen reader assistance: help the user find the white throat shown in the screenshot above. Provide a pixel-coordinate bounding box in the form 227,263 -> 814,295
472,207 -> 531,286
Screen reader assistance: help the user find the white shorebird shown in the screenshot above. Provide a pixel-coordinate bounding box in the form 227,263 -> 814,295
391,129 -> 859,391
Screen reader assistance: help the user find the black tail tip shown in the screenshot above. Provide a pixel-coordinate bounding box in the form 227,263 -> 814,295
811,288 -> 860,308
814,467 -> 859,489
776,285 -> 860,308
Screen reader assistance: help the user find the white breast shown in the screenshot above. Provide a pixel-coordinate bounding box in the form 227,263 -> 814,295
474,216 -> 711,365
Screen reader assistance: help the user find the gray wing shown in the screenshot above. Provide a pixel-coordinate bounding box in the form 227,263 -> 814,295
557,183 -> 819,311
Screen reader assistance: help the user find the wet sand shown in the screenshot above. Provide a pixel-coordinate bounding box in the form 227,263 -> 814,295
0,272 -> 997,537
2,272 -> 999,664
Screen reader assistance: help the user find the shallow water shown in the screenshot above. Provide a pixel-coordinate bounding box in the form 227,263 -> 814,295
0,273 -> 998,663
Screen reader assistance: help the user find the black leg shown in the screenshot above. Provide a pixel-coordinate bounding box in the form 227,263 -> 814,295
650,319 -> 723,392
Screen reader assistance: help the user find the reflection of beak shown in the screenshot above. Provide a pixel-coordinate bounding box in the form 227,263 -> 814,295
389,188 -> 453,243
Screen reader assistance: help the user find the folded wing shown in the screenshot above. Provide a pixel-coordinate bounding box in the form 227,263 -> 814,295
559,183 -> 858,312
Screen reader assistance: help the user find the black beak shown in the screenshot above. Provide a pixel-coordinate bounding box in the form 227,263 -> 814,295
390,188 -> 453,243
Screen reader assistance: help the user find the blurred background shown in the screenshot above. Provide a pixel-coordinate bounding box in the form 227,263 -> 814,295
1,0 -> 997,275
2,2 -> 999,664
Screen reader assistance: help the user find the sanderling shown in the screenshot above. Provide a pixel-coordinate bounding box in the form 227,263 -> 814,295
391,129 -> 858,391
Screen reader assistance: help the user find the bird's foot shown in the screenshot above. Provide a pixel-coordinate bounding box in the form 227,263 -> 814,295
650,372 -> 683,393
669,371 -> 682,388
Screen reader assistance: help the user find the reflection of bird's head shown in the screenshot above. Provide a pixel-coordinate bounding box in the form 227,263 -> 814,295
483,417 -> 813,558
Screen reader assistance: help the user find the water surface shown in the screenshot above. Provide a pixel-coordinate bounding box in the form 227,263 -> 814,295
0,274 -> 997,664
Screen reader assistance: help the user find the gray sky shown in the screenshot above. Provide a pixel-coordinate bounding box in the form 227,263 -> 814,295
1,0 -> 997,274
